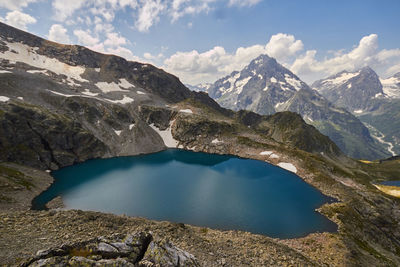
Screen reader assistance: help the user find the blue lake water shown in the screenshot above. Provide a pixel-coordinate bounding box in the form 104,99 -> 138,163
380,181 -> 400,186
32,149 -> 337,238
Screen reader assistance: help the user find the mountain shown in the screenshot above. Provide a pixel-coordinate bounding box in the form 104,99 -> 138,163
0,22 -> 342,170
380,72 -> 400,99
312,67 -> 385,112
313,68 -> 400,155
186,83 -> 212,92
3,22 -> 400,267
203,54 -> 389,160
207,55 -> 308,115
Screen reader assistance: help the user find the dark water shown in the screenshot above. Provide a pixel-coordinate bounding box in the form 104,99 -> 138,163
380,180 -> 400,186
32,149 -> 337,238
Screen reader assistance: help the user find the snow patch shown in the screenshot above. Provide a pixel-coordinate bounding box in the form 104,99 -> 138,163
322,71 -> 360,86
129,124 -> 135,130
0,40 -> 88,83
179,109 -> 193,114
17,97 -> 23,100
374,92 -> 384,98
270,77 -> 277,83
219,72 -> 240,95
258,74 -> 263,80
149,121 -> 178,148
82,89 -> 99,96
0,70 -> 12,73
235,76 -> 251,94
0,96 -> 10,102
284,74 -> 302,91
114,130 -> 122,136
305,116 -> 314,122
106,95 -> 134,104
274,101 -> 286,109
136,91 -> 146,95
211,138 -> 223,144
94,68 -> 101,72
27,69 -> 48,75
380,77 -> 400,98
260,151 -> 273,156
270,154 -> 279,159
354,109 -> 363,114
278,162 -> 297,173
118,78 -> 135,89
95,81 -> 129,93
347,83 -> 352,89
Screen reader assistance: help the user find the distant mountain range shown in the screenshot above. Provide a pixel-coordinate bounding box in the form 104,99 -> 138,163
189,54 -> 394,160
313,68 -> 400,156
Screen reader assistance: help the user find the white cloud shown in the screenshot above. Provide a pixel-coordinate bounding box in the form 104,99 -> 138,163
73,29 -> 99,46
104,32 -> 127,47
52,0 -> 87,22
289,34 -> 400,81
106,46 -> 140,61
164,44 -> 267,84
47,24 -> 71,44
1,10 -> 36,30
170,0 -> 211,22
135,0 -> 165,32
265,33 -> 303,63
0,0 -> 38,11
163,33 -> 400,85
228,0 -> 262,7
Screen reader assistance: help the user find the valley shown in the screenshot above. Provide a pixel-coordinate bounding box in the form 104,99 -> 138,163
0,22 -> 400,266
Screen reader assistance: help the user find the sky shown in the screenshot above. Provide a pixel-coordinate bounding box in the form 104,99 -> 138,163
0,0 -> 400,85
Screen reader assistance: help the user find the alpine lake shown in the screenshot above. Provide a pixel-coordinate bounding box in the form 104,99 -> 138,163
33,149 -> 337,238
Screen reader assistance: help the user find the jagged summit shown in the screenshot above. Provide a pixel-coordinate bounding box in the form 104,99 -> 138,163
312,66 -> 385,112
203,56 -> 390,159
206,53 -> 308,115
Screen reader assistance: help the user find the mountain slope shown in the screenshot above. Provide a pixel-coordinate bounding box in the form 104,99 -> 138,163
380,72 -> 400,99
312,67 -> 384,112
313,68 -> 400,155
207,55 -> 307,115
0,22 -> 341,170
203,54 -> 389,160
2,22 -> 400,266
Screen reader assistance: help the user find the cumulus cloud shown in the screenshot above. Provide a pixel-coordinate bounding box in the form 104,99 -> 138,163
1,10 -> 36,30
290,34 -> 400,81
104,32 -> 127,47
0,0 -> 38,11
265,33 -> 303,62
164,32 -> 400,85
163,33 -> 302,84
47,24 -> 71,44
73,29 -> 99,46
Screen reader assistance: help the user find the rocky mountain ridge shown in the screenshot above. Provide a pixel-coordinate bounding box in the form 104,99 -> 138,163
198,54 -> 389,160
313,67 -> 400,155
1,22 -> 400,266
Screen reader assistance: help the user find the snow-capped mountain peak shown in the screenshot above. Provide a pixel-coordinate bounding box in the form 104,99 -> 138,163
206,54 -> 308,114
380,72 -> 400,99
312,66 -> 384,111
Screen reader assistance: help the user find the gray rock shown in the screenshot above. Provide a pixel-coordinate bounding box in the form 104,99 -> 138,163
22,232 -> 200,267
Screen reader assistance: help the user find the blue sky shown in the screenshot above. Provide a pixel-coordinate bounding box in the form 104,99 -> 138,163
1,0 -> 399,84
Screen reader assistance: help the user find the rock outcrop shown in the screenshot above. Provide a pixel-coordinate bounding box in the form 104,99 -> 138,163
22,232 -> 199,267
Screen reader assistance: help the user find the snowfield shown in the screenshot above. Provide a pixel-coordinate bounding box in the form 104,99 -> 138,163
278,162 -> 297,173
